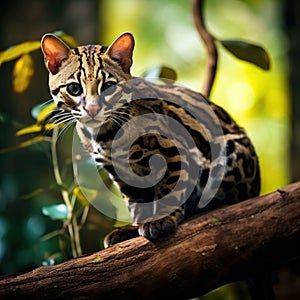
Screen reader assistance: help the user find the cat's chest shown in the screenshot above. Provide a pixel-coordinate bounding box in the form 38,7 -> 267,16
76,123 -> 112,166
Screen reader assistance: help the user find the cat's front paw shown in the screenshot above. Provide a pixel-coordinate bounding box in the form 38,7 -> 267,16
104,224 -> 139,248
104,216 -> 178,247
138,216 -> 177,240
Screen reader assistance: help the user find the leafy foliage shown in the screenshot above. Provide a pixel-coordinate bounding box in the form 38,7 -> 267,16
142,65 -> 178,84
42,204 -> 69,221
220,39 -> 270,70
0,31 -> 77,94
0,31 -> 182,266
0,41 -> 41,66
12,54 -> 35,93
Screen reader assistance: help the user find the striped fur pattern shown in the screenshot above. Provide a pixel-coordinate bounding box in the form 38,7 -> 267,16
41,32 -> 260,247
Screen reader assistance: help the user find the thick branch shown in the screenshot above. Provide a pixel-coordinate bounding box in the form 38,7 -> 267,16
1,182 -> 300,300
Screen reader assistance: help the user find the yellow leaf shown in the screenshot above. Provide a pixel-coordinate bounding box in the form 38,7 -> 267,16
73,186 -> 95,206
0,41 -> 40,66
12,54 -> 34,93
16,123 -> 58,136
44,123 -> 58,132
37,102 -> 56,124
16,124 -> 43,136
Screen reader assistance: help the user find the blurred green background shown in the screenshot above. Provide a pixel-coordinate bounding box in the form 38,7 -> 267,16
0,0 -> 299,299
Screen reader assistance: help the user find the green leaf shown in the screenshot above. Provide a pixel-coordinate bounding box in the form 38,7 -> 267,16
12,54 -> 34,93
220,39 -> 270,70
142,65 -> 177,84
41,204 -> 69,220
0,41 -> 40,66
159,66 -> 177,83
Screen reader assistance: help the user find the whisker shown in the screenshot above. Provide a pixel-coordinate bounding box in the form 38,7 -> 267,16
111,117 -> 122,128
57,119 -> 76,140
42,111 -> 75,136
49,110 -> 72,119
55,117 -> 75,127
106,109 -> 131,129
48,111 -> 73,124
40,108 -> 63,123
114,109 -> 130,116
113,113 -> 130,124
45,98 -> 55,104
39,98 -> 55,108
114,116 -> 129,123
49,116 -> 72,127
50,115 -> 72,124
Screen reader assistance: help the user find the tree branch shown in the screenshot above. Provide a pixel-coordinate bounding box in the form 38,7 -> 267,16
192,0 -> 218,98
1,181 -> 300,300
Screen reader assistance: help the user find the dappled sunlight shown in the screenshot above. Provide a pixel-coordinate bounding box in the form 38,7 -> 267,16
103,0 -> 289,196
225,81 -> 255,113
0,2 -> 291,292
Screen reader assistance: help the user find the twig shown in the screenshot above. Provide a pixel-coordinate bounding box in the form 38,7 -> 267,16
51,126 -> 81,257
192,0 -> 218,98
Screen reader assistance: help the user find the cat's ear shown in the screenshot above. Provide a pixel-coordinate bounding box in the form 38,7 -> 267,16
107,32 -> 134,73
41,34 -> 71,75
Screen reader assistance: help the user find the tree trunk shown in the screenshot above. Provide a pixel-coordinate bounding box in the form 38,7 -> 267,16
0,181 -> 300,300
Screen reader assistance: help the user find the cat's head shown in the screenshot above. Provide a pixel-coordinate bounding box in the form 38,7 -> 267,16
41,32 -> 134,128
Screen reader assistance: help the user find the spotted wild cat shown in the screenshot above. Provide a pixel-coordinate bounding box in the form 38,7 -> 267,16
41,32 -> 260,248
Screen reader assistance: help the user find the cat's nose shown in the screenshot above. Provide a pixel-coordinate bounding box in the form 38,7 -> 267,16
85,104 -> 100,117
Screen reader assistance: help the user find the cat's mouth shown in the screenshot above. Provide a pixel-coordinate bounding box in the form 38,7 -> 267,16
82,118 -> 103,129
76,111 -> 104,127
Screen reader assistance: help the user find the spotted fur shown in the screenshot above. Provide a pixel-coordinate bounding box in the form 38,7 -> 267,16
41,32 -> 260,247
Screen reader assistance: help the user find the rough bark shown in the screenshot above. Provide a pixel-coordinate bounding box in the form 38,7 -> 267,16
1,181 -> 300,300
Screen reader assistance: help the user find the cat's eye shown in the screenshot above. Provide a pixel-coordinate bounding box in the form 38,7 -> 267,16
101,81 -> 117,93
67,83 -> 83,96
